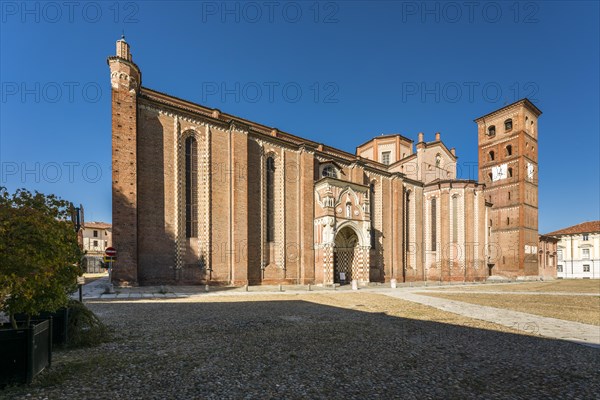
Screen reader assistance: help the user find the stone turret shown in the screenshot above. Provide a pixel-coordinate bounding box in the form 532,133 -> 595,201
107,36 -> 141,285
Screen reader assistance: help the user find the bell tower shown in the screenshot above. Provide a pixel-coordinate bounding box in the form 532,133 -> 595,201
107,36 -> 142,285
476,99 -> 542,278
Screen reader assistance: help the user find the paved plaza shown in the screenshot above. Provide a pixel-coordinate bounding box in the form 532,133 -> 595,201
3,279 -> 596,399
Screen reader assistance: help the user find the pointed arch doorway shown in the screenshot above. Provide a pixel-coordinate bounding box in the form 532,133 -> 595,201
334,226 -> 360,284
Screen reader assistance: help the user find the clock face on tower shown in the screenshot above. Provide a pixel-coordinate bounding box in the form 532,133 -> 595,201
492,164 -> 507,182
527,162 -> 535,181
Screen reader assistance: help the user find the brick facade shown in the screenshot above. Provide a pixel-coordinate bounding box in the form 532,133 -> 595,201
108,39 -> 540,286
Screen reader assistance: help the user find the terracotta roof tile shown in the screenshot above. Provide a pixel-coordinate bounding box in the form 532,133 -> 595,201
83,221 -> 112,229
545,221 -> 600,236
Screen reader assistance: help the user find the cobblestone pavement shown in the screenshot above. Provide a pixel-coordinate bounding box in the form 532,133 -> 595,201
79,278 -> 600,348
3,292 -> 600,399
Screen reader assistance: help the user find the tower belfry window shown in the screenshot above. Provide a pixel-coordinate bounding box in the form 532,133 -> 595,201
488,126 -> 496,136
506,145 -> 513,156
504,119 -> 513,131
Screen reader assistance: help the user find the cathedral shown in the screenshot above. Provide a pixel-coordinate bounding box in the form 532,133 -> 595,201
108,38 -> 541,286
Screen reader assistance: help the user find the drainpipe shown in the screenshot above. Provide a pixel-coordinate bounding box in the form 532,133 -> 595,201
228,124 -> 233,285
570,236 -> 574,278
422,191 -> 427,284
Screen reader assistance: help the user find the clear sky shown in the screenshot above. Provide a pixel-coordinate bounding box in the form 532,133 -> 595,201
1,1 -> 598,233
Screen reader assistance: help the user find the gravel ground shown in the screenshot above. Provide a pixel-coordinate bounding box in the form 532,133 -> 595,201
2,292 -> 599,399
421,293 -> 600,326
436,280 -> 600,294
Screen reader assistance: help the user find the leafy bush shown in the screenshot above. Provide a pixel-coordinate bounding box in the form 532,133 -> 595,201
66,300 -> 110,347
0,187 -> 82,328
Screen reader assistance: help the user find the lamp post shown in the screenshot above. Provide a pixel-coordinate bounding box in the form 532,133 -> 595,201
71,204 -> 84,301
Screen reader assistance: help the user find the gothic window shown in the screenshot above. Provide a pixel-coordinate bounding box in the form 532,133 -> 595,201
506,145 -> 513,156
488,151 -> 495,161
322,165 -> 337,178
405,191 -> 411,250
488,125 -> 496,136
266,156 -> 275,242
504,119 -> 513,131
185,136 -> 198,238
435,154 -> 441,167
370,183 -> 376,248
431,197 -> 437,251
452,195 -> 458,243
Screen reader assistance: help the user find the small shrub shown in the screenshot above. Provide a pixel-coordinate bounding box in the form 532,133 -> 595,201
66,300 -> 110,347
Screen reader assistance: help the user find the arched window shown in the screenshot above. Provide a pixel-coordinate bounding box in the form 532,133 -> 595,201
452,195 -> 458,243
370,183 -> 376,248
508,167 -> 513,178
488,151 -> 495,161
431,197 -> 437,251
346,202 -> 352,218
506,145 -> 512,156
504,119 -> 513,131
266,157 -> 275,242
488,172 -> 493,181
322,165 -> 337,178
435,154 -> 441,167
488,125 -> 496,136
405,190 -> 411,252
506,217 -> 510,226
185,136 -> 198,238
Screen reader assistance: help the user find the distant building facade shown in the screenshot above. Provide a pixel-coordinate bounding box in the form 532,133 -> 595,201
547,221 -> 600,279
538,235 -> 559,279
81,222 -> 112,273
108,38 -> 542,286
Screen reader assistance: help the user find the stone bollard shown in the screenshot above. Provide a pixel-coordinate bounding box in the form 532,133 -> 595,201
205,284 -> 209,292
390,279 -> 397,289
279,284 -> 283,292
351,280 -> 358,291
307,284 -> 311,291
105,283 -> 115,294
245,284 -> 249,292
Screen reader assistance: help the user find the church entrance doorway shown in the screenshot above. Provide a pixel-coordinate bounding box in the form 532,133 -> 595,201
334,226 -> 359,284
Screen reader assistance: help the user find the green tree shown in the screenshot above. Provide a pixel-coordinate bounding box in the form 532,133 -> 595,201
0,187 -> 82,328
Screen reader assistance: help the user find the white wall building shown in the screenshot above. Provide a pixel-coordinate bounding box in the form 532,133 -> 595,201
80,222 -> 112,273
547,221 -> 600,279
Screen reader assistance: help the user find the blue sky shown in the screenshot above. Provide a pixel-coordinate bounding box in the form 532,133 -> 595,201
1,1 -> 598,233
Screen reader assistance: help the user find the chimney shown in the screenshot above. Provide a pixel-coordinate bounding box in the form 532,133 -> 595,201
417,132 -> 424,143
435,132 -> 441,141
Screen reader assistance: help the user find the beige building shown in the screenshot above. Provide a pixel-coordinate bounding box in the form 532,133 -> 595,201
547,221 -> 600,279
108,38 -> 542,286
81,222 -> 112,273
538,235 -> 559,280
